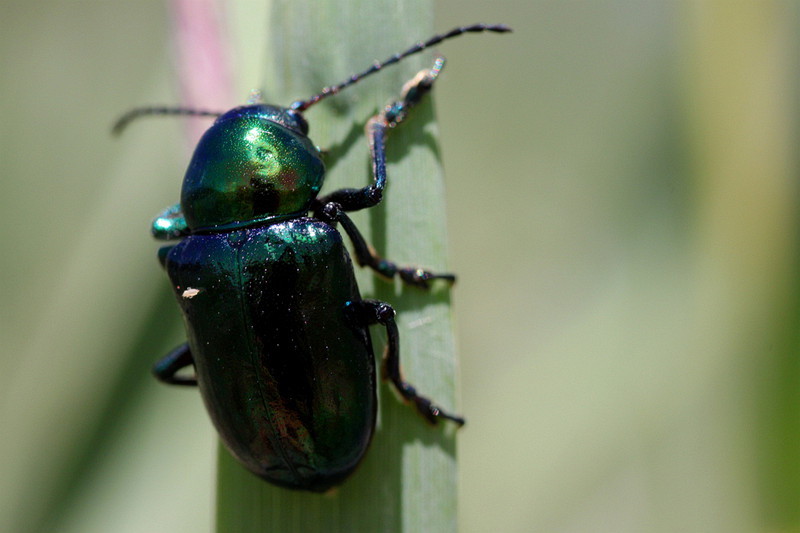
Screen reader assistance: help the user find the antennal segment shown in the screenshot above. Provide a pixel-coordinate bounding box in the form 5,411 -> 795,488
290,23 -> 511,112
112,106 -> 223,136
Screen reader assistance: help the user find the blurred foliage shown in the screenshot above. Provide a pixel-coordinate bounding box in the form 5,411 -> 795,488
1,1 -> 799,532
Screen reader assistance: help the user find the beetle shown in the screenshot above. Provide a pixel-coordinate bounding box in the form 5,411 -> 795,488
116,23 -> 510,492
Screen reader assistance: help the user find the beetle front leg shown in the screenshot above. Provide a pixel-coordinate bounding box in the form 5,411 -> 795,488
321,202 -> 455,289
315,57 -> 446,213
153,343 -> 197,386
348,299 -> 465,426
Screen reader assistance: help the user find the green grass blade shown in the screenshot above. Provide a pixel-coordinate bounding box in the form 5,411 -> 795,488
217,1 -> 461,532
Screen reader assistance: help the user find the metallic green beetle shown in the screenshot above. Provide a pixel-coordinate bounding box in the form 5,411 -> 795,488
117,23 -> 510,492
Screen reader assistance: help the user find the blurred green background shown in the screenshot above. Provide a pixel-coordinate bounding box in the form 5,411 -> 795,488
2,1 -> 800,532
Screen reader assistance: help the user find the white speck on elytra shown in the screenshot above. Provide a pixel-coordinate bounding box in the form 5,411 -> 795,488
182,287 -> 201,299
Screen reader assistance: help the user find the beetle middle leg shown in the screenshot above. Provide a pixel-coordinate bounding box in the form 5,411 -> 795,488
347,299 -> 465,426
153,343 -> 197,386
314,57 -> 447,213
320,202 -> 455,289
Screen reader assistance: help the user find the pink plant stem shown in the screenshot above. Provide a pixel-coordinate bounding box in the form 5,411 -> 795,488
170,0 -> 236,145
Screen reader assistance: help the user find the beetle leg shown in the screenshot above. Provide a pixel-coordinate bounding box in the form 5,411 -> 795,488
321,202 -> 455,289
315,57 -> 446,212
349,300 -> 465,426
153,343 -> 197,386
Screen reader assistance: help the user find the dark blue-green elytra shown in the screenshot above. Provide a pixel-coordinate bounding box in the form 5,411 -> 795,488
166,220 -> 374,491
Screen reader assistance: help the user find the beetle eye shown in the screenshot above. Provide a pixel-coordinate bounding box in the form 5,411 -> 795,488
287,110 -> 309,136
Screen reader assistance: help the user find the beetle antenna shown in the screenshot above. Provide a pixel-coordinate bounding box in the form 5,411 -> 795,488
290,23 -> 511,112
112,106 -> 223,136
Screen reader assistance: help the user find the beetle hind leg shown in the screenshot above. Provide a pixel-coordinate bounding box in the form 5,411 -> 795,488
153,343 -> 198,386
348,299 -> 465,426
